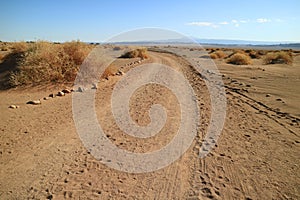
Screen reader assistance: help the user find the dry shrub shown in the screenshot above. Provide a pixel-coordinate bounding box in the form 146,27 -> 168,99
228,49 -> 247,58
263,51 -> 293,64
120,48 -> 148,59
257,50 -> 267,56
210,53 -> 218,59
12,42 -> 29,53
101,67 -> 117,79
248,50 -> 261,59
63,40 -> 91,65
8,41 -> 93,87
227,53 -> 252,65
215,50 -> 226,58
210,50 -> 226,59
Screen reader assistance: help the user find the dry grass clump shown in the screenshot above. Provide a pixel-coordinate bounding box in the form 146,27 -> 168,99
63,40 -> 91,65
227,49 -> 247,58
120,48 -> 148,59
101,66 -> 119,79
9,40 -> 93,87
263,51 -> 293,65
210,50 -> 226,59
227,53 -> 252,65
248,50 -> 261,59
11,41 -> 29,53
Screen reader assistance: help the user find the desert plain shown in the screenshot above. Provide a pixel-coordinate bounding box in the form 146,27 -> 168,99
0,42 -> 299,199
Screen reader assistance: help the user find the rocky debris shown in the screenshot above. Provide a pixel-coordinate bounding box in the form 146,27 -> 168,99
43,97 -> 50,100
91,83 -> 98,90
77,87 -> 85,92
62,89 -> 71,94
26,100 -> 41,105
9,105 -> 19,109
266,94 -> 271,97
115,70 -> 124,76
276,98 -> 283,102
57,91 -> 65,97
49,93 -> 56,98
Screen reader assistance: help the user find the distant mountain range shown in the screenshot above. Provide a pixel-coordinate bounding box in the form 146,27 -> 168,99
110,37 -> 300,48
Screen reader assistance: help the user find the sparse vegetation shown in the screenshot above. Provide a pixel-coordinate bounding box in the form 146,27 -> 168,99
263,51 -> 293,65
100,66 -> 120,80
248,50 -> 261,59
210,50 -> 226,59
8,40 -> 93,87
120,48 -> 148,59
11,41 -> 29,54
227,53 -> 252,65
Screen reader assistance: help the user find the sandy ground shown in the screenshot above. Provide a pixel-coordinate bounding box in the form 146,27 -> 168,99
0,48 -> 299,199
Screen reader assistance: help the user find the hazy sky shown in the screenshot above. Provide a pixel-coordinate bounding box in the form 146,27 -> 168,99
0,0 -> 299,42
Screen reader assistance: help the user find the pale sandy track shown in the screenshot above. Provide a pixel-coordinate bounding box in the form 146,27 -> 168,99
0,50 -> 299,199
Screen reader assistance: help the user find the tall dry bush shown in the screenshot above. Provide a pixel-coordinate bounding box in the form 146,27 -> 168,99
120,48 -> 148,59
9,40 -> 93,87
227,53 -> 252,65
210,50 -> 226,59
263,51 -> 293,64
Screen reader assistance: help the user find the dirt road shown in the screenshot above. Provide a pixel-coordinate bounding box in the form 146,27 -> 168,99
0,50 -> 299,199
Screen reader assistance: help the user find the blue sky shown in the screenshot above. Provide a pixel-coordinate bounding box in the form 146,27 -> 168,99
0,0 -> 299,42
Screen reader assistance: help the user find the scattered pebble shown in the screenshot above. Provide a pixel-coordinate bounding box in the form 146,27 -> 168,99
57,91 -> 65,96
26,100 -> 41,105
49,93 -> 56,98
78,87 -> 85,92
91,83 -> 98,89
9,105 -> 19,109
62,89 -> 71,94
116,70 -> 124,76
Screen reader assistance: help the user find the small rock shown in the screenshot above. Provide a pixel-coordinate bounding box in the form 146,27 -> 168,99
62,89 -> 71,94
57,91 -> 65,96
49,93 -> 56,98
276,98 -> 282,101
116,70 -> 124,76
91,83 -> 98,89
266,94 -> 271,97
246,84 -> 251,87
43,97 -> 50,100
26,100 -> 41,105
9,105 -> 19,109
78,87 -> 85,92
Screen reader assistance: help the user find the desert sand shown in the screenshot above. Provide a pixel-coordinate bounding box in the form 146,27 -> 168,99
0,46 -> 299,199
